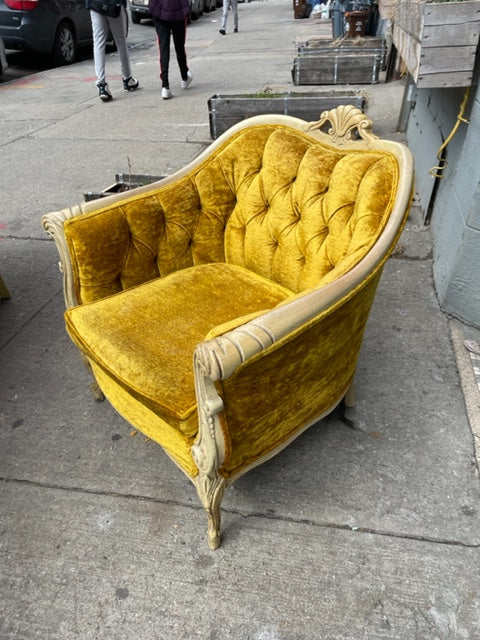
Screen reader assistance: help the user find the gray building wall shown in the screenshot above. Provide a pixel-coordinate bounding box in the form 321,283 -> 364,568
406,82 -> 480,329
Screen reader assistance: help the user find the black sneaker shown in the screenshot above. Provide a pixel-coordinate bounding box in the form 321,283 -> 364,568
123,76 -> 139,92
234,27 -> 238,32
97,82 -> 113,102
219,29 -> 226,35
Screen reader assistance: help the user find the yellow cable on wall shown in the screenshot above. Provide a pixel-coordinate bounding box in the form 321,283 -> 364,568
429,86 -> 470,179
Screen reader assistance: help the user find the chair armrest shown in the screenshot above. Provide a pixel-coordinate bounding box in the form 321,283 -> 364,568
42,171 -> 228,307
193,265 -> 383,479
42,205 -> 87,309
191,179 -> 411,478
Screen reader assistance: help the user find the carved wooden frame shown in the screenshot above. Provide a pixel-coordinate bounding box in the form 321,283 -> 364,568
42,106 -> 414,549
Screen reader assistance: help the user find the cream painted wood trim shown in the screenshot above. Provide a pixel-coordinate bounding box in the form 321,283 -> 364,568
192,106 -> 413,382
41,106 -> 414,548
0,273 -> 11,299
189,107 -> 413,547
41,205 -> 85,310
41,106 -> 412,314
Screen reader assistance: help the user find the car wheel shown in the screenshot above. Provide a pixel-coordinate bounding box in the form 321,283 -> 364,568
131,10 -> 141,24
52,21 -> 76,65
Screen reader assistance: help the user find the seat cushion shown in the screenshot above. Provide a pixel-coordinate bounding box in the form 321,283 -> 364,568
65,263 -> 293,438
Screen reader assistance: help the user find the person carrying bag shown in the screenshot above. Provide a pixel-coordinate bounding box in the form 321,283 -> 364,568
86,0 -> 140,101
88,0 -> 123,17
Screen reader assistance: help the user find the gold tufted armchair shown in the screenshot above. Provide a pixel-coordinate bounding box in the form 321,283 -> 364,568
42,106 -> 413,549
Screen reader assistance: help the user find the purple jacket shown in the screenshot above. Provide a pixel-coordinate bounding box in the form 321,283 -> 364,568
148,0 -> 189,20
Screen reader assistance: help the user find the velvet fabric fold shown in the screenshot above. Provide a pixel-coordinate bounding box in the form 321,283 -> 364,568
64,125 -> 397,303
65,263 -> 293,437
62,122 -> 401,480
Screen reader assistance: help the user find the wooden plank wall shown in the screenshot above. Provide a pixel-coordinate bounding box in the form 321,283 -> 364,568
392,0 -> 480,88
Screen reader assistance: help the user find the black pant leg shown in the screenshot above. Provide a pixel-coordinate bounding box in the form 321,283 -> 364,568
171,19 -> 188,81
153,18 -> 171,88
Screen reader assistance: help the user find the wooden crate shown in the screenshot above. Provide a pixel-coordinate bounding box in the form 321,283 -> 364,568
207,93 -> 366,139
292,50 -> 384,85
83,174 -> 164,201
392,0 -> 480,87
299,37 -> 387,69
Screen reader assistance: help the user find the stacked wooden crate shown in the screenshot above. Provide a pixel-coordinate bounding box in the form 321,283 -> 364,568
392,0 -> 480,88
207,92 -> 366,139
292,38 -> 387,85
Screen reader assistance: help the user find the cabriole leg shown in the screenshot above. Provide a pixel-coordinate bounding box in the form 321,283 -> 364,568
344,381 -> 355,407
79,352 -> 105,402
194,473 -> 226,550
339,381 -> 357,429
0,274 -> 11,299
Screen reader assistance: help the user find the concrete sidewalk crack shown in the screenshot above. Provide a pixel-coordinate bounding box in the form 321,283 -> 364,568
2,475 -> 479,549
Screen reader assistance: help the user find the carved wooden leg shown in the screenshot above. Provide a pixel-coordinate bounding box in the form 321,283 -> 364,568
339,381 -> 357,429
0,274 -> 11,299
79,352 -> 105,402
344,381 -> 355,407
192,351 -> 229,548
194,473 -> 226,550
90,380 -> 106,403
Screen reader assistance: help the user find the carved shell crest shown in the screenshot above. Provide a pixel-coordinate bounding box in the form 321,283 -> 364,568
306,104 -> 377,145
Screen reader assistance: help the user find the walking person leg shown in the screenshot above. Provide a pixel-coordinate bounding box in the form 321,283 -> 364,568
153,19 -> 173,99
231,0 -> 238,32
171,18 -> 192,89
150,0 -> 190,98
219,0 -> 229,34
90,11 -> 112,100
90,8 -> 138,101
107,8 -> 139,91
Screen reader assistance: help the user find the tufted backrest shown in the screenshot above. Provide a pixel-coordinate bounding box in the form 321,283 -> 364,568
218,126 -> 399,292
64,124 -> 398,304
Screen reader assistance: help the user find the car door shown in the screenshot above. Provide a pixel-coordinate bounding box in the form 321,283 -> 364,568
69,0 -> 94,46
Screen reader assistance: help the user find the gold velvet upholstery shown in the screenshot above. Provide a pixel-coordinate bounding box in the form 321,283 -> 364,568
65,263 -> 293,442
63,126 -> 397,304
42,107 -> 414,549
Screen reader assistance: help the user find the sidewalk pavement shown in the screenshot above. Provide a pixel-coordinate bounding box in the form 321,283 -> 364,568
1,2 -> 480,638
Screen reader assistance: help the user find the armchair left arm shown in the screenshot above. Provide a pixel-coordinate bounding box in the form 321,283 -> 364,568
42,171 -> 231,308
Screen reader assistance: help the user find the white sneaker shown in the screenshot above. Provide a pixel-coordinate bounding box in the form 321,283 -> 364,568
162,87 -> 172,100
181,71 -> 193,90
